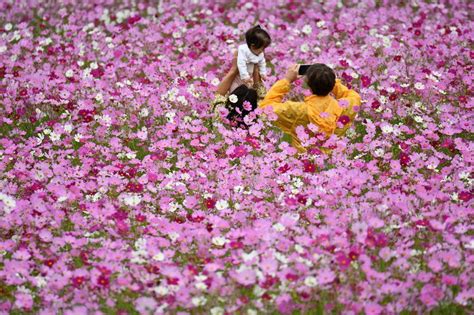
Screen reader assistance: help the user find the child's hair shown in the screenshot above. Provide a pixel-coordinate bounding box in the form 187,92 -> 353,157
226,84 -> 258,128
245,25 -> 271,50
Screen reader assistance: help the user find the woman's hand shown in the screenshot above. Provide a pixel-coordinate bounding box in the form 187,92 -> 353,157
284,64 -> 299,83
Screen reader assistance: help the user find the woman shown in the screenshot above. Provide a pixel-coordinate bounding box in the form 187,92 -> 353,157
210,52 -> 266,129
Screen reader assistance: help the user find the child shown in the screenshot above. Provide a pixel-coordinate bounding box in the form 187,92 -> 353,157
230,25 -> 271,92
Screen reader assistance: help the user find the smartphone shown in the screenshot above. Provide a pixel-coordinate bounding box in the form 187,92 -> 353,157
298,64 -> 312,75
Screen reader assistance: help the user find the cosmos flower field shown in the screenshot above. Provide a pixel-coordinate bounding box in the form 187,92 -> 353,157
0,0 -> 473,314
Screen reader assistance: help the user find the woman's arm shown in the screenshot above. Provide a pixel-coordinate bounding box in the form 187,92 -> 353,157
258,64 -> 298,106
332,79 -> 361,108
216,51 -> 239,96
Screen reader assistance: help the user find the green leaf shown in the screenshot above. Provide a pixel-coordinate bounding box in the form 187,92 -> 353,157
281,132 -> 293,144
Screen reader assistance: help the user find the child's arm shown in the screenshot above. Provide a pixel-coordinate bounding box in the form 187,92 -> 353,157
237,45 -> 251,81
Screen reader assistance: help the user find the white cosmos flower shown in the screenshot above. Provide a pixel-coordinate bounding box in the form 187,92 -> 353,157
0,193 -> 16,214
211,78 -> 220,86
153,252 -> 165,261
74,133 -> 83,142
191,296 -> 207,307
125,152 -> 136,159
302,24 -> 312,35
165,111 -> 176,123
459,171 -> 470,181
49,131 -> 61,142
228,94 -> 238,104
413,116 -> 423,123
381,124 -> 394,134
139,108 -> 149,117
177,95 -> 188,105
374,148 -> 384,157
82,68 -> 92,78
211,307 -> 224,315
300,43 -> 310,53
273,223 -> 285,232
295,244 -> 304,253
95,93 -> 104,103
304,276 -> 318,287
414,82 -> 425,90
101,114 -> 112,125
64,124 -> 73,133
242,250 -> 259,262
36,133 -> 44,145
153,286 -> 169,296
58,195 -> 68,202
122,193 -> 141,206
135,238 -> 147,251
212,236 -> 228,246
233,185 -> 244,193
465,239 -> 474,249
168,232 -> 179,242
195,282 -> 207,290
65,69 -> 74,78
215,200 -> 229,210
40,38 -> 53,46
34,276 -> 47,288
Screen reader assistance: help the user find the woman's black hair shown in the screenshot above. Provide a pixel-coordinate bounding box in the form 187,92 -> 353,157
245,25 -> 271,50
305,64 -> 336,96
226,85 -> 258,128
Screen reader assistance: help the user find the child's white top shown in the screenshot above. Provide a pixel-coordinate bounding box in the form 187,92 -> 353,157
237,44 -> 267,80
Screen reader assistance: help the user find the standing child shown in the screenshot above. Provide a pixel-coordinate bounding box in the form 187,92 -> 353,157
230,25 -> 271,92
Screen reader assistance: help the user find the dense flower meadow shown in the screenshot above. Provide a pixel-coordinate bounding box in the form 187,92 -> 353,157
0,0 -> 473,314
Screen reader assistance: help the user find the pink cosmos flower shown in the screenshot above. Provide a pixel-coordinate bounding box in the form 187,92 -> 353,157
338,115 -> 350,125
14,292 -> 33,310
231,145 -> 248,158
317,268 -> 336,285
364,303 -> 383,315
335,253 -> 351,270
338,99 -> 349,108
243,101 -> 253,111
233,268 -> 256,286
420,284 -> 444,307
400,152 -> 411,166
361,75 -> 371,87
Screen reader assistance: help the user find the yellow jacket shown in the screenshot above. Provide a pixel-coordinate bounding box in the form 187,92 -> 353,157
259,79 -> 361,153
